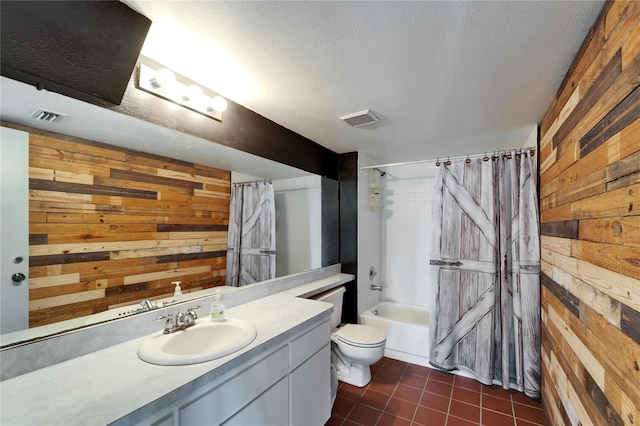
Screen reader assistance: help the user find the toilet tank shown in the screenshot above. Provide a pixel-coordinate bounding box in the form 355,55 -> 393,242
311,286 -> 345,329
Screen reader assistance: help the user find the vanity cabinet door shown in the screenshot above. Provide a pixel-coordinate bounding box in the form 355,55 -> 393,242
290,343 -> 331,426
148,413 -> 173,426
223,377 -> 288,426
178,346 -> 289,425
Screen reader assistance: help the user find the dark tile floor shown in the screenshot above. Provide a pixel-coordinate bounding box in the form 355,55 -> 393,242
326,357 -> 546,426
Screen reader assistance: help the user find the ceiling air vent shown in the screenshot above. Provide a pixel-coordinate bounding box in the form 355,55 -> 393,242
29,108 -> 66,123
339,110 -> 379,127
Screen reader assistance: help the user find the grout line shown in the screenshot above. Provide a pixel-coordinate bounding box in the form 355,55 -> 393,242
408,373 -> 427,425
371,358 -> 406,426
443,376 -> 455,425
479,389 -> 483,426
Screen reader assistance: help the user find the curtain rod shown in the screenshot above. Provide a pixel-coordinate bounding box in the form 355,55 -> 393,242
359,146 -> 537,170
232,179 -> 272,185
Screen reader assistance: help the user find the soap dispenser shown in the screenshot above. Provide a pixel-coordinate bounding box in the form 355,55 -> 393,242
172,281 -> 183,302
210,288 -> 226,321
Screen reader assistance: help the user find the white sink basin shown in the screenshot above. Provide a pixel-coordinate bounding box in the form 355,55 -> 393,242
137,317 -> 257,366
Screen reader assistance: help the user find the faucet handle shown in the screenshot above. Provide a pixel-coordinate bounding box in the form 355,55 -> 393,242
141,299 -> 155,310
186,306 -> 200,321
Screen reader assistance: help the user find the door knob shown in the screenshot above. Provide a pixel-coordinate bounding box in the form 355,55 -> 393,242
11,273 -> 26,282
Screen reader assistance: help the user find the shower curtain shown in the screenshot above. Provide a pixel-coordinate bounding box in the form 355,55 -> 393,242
429,149 -> 540,398
225,181 -> 276,286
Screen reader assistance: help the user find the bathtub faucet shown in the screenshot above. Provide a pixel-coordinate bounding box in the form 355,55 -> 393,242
371,284 -> 383,291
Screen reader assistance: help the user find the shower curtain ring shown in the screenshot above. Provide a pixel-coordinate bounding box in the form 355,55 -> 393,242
435,158 -> 441,167
445,157 -> 451,166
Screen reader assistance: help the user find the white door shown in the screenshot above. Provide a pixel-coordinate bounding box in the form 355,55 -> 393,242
0,126 -> 29,334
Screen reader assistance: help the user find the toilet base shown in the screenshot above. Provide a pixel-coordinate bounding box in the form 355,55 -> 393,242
333,350 -> 372,387
337,363 -> 371,387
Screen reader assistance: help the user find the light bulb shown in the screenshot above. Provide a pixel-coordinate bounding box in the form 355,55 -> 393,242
151,68 -> 176,89
183,85 -> 203,102
208,96 -> 228,112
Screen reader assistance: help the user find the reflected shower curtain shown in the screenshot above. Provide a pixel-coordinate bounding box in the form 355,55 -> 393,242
429,149 -> 540,398
225,182 -> 276,286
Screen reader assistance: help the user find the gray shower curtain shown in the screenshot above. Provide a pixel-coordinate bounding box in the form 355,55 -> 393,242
429,149 -> 540,398
225,181 -> 276,287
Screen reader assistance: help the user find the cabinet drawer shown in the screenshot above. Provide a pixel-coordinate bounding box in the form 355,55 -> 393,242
290,319 -> 330,369
178,345 -> 289,425
223,377 -> 288,426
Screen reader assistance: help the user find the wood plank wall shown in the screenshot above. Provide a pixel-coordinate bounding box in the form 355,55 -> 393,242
538,1 -> 640,425
28,132 -> 230,327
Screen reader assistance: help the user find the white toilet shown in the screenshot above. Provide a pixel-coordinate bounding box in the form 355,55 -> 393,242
313,286 -> 386,387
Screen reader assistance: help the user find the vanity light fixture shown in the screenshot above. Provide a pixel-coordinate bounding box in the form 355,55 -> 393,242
208,95 -> 228,114
136,57 -> 227,122
150,68 -> 175,89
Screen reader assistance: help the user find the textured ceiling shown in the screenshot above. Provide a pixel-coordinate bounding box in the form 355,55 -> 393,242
127,0 -> 604,164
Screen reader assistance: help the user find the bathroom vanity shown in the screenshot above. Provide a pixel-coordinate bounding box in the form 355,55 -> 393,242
0,268 -> 354,426
129,303 -> 331,426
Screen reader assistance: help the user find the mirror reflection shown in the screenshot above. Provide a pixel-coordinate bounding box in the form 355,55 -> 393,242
0,78 -> 330,345
231,172 -> 322,282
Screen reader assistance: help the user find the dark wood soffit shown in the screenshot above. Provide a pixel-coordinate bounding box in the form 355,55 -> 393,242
339,152 -> 359,181
0,1 -> 151,106
112,76 -> 340,180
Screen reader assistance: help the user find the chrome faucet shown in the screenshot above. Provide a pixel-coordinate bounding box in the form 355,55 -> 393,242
122,299 -> 157,316
160,313 -> 175,334
140,299 -> 155,310
371,284 -> 383,291
155,306 -> 200,334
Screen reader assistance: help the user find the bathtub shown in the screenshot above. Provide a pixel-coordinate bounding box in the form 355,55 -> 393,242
359,301 -> 430,367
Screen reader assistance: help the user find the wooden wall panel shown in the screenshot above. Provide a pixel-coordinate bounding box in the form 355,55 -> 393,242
539,1 -> 640,424
28,132 -> 230,327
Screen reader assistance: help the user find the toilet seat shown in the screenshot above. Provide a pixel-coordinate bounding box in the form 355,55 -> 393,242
335,324 -> 386,348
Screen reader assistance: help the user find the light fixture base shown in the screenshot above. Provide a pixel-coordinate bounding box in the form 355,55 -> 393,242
136,60 -> 224,122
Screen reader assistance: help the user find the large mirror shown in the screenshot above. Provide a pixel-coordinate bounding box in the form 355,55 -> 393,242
0,76 -> 337,346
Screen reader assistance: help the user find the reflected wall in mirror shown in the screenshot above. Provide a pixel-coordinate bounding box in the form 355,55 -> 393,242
26,130 -> 231,328
1,125 -> 328,339
273,176 -> 322,276
232,172 -> 322,279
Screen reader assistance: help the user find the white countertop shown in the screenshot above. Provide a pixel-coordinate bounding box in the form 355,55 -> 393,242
0,292 -> 333,426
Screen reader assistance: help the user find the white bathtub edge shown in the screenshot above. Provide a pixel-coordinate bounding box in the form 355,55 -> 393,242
384,348 -> 430,367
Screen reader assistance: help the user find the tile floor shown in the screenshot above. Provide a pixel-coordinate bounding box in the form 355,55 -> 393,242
326,357 -> 546,426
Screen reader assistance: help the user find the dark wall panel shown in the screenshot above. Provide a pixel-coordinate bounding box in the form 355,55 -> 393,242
0,1 -> 150,106
322,177 -> 340,267
339,152 -> 359,323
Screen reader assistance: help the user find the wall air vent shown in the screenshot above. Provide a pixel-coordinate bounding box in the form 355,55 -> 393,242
339,110 -> 379,127
29,108 -> 66,123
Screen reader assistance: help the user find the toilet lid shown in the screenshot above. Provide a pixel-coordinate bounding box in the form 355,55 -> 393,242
335,324 -> 386,347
